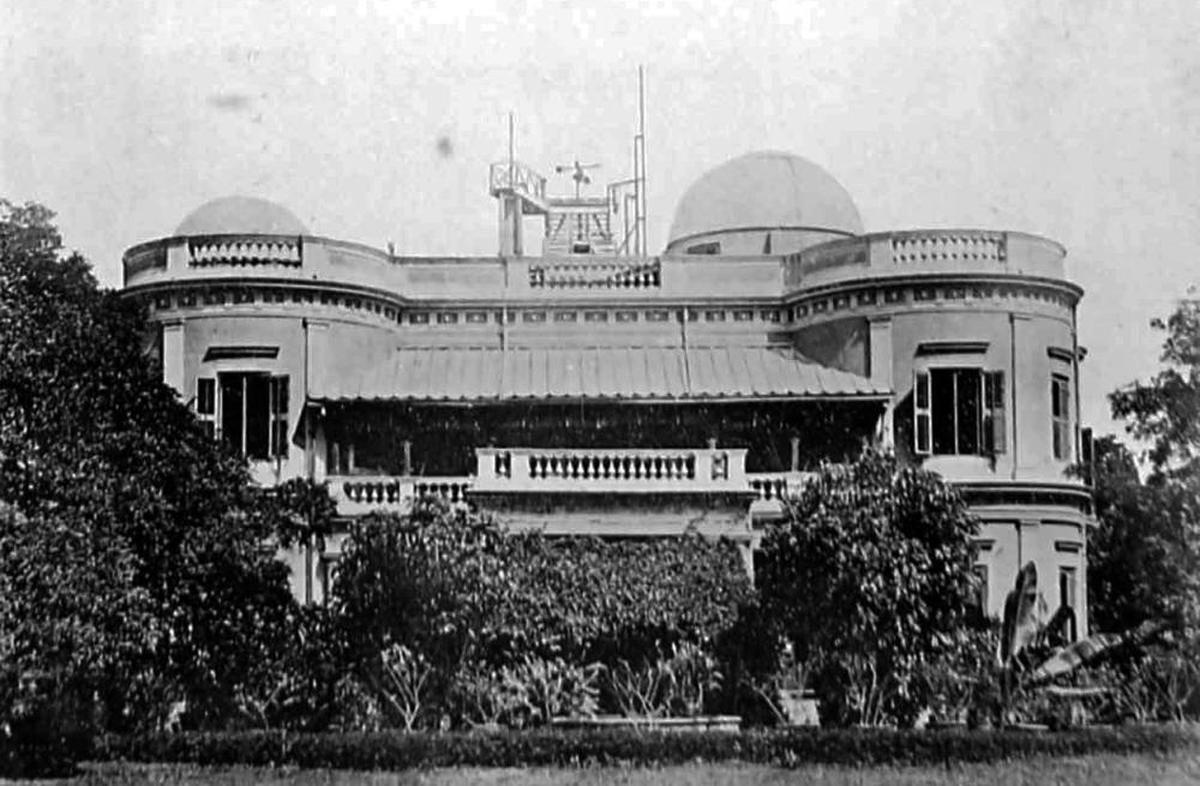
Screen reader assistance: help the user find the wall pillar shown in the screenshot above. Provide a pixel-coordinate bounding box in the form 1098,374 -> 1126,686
161,319 -> 185,396
868,316 -> 894,450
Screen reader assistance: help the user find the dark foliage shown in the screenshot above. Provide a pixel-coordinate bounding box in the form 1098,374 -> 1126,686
0,199 -> 303,737
1082,436 -> 1200,637
98,724 -> 1199,770
1109,297 -> 1200,473
756,450 -> 980,726
332,502 -> 753,670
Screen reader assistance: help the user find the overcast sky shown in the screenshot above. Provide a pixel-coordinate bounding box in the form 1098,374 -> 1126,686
3,0 -> 1198,442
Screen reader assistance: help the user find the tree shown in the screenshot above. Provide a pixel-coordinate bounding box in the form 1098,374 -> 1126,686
1084,439 -> 1200,638
756,450 -> 980,726
0,199 -> 298,732
1089,298 -> 1200,637
1109,296 -> 1200,473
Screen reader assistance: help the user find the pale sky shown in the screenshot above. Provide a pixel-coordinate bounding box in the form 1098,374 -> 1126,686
3,0 -> 1199,442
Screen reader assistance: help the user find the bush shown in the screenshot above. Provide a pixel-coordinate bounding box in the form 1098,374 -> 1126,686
98,724 -> 1200,770
757,451 -> 980,728
1091,640 -> 1200,723
332,502 -> 752,715
606,641 -> 722,718
0,669 -> 95,778
451,655 -> 602,730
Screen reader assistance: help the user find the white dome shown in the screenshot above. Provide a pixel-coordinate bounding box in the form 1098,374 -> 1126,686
175,196 -> 307,236
667,151 -> 862,252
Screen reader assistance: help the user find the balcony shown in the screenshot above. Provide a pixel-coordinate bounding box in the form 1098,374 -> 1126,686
327,449 -> 814,518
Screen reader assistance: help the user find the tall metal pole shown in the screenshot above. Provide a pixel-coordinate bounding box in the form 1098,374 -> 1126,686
508,111 -> 515,185
636,65 -> 647,256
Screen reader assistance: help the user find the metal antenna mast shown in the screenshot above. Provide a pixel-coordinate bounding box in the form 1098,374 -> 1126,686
635,65 -> 647,256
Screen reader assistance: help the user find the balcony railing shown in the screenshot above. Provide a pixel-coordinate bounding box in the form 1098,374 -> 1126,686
330,475 -> 472,516
473,447 -> 749,494
746,471 -> 811,501
326,453 -> 814,516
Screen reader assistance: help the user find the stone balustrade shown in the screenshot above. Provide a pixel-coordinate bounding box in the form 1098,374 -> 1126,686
188,235 -> 303,267
528,259 -> 662,289
889,231 -> 1006,265
747,471 -> 812,500
327,455 -> 813,516
330,475 -> 473,515
474,447 -> 748,494
787,229 -> 1067,294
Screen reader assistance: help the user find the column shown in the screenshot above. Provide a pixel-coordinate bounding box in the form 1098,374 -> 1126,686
161,319 -> 185,396
868,316 -> 894,450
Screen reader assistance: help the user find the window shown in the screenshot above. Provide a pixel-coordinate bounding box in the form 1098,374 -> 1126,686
196,378 -> 216,439
914,368 -> 1005,456
1058,566 -> 1078,611
215,372 -> 289,460
1052,374 -> 1072,460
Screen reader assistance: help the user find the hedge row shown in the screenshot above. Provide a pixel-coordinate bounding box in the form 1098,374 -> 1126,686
98,724 -> 1200,770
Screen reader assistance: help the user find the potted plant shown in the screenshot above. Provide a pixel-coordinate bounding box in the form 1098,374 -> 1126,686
771,642 -> 819,727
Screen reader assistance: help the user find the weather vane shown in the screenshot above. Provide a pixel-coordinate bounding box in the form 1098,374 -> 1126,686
554,160 -> 601,198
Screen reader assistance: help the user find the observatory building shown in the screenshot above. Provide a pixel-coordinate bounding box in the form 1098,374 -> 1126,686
121,149 -> 1093,630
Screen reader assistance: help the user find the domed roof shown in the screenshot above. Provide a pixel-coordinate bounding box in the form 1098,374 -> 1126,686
667,151 -> 863,248
174,196 -> 308,237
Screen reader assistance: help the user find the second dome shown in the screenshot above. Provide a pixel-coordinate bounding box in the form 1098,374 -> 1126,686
665,151 -> 863,256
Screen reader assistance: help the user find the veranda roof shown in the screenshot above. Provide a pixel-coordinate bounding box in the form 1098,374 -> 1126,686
311,345 -> 889,404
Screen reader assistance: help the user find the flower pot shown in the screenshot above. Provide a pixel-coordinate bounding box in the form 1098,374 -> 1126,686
777,688 -> 820,727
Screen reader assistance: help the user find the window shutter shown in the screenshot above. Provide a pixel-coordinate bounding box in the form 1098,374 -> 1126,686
196,377 -> 216,439
1080,426 -> 1094,484
984,371 -> 1006,454
270,375 -> 289,458
913,370 -> 931,455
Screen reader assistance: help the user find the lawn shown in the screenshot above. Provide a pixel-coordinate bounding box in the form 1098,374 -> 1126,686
37,750 -> 1200,786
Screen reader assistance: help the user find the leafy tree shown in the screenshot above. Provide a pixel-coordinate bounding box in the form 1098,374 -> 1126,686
1085,438 -> 1200,637
756,450 -> 980,726
1087,298 -> 1200,637
1109,296 -> 1200,473
0,199 -> 298,732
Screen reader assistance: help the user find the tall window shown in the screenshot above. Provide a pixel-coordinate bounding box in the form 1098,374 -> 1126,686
199,372 -> 289,460
1051,374 -> 1072,460
914,368 -> 1005,456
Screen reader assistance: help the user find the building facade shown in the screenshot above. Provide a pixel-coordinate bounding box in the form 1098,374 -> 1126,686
121,151 -> 1093,629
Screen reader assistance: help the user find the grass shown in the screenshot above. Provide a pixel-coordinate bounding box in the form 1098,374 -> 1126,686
37,749 -> 1200,786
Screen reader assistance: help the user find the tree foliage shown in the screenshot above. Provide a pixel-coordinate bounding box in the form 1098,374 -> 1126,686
756,450 -> 980,725
332,501 -> 753,671
1085,436 -> 1200,636
1109,296 -> 1200,473
0,199 -> 299,732
1088,297 -> 1200,638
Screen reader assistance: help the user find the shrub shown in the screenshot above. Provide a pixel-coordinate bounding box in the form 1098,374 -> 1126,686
605,641 -> 723,718
451,655 -> 602,730
98,724 -> 1200,770
375,644 -> 435,732
757,450 -> 980,728
331,502 -> 752,700
919,626 -> 1001,726
232,605 -> 349,732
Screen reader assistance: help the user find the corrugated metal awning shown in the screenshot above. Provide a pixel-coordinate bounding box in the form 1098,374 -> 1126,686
312,345 -> 889,403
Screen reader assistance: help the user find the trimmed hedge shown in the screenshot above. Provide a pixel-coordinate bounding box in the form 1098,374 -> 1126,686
97,724 -> 1200,771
